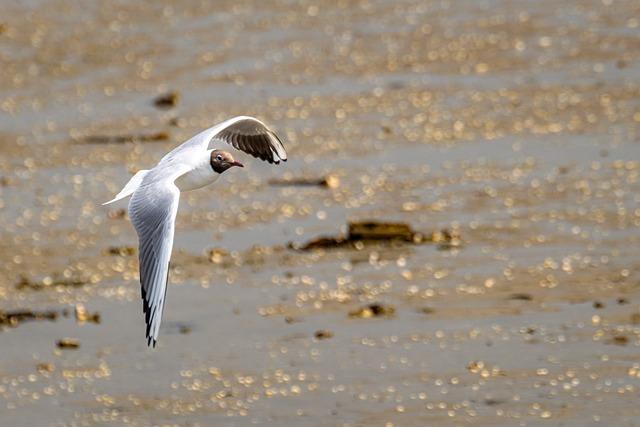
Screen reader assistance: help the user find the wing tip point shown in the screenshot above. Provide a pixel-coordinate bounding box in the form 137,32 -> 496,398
147,335 -> 157,348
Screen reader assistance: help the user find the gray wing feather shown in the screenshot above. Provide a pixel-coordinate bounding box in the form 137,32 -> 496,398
161,116 -> 287,165
215,117 -> 287,164
128,180 -> 180,347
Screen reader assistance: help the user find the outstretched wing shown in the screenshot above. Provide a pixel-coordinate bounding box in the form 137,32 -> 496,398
164,116 -> 287,165
213,116 -> 287,164
128,179 -> 180,347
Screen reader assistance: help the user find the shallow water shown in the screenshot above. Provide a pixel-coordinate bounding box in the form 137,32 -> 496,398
1,0 -> 640,426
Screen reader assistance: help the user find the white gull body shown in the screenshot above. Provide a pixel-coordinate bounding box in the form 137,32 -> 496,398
103,116 -> 287,347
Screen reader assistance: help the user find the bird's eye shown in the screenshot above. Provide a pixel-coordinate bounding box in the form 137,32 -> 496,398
216,155 -> 223,161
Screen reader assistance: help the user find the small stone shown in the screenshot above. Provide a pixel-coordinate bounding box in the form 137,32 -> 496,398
322,175 -> 340,189
153,91 -> 179,109
74,304 -> 101,324
349,303 -> 395,319
208,248 -> 228,264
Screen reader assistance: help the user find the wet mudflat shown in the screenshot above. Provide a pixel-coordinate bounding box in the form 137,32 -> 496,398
1,0 -> 640,426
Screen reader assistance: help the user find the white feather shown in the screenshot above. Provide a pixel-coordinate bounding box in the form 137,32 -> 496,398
103,170 -> 149,205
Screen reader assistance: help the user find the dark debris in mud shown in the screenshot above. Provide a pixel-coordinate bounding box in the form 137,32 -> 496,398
349,221 -> 415,241
606,335 -> 630,346
56,338 -> 80,349
484,398 -> 507,406
418,307 -> 435,315
314,330 -> 334,340
82,132 -> 169,144
0,309 -> 58,328
105,246 -> 136,256
268,174 -> 340,189
508,293 -> 534,301
15,275 -> 88,290
290,221 -> 461,251
153,91 -> 179,109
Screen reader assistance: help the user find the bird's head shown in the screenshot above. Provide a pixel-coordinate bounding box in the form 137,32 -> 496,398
210,150 -> 244,174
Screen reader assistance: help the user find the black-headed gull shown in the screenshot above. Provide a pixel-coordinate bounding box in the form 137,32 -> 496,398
104,116 -> 287,347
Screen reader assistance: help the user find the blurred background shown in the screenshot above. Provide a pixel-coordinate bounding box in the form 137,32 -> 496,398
1,0 -> 640,425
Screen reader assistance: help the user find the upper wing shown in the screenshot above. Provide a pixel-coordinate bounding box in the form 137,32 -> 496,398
164,116 -> 287,165
128,179 -> 180,347
213,116 -> 287,164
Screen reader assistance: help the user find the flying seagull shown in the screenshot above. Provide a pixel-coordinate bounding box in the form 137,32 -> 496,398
103,116 -> 287,347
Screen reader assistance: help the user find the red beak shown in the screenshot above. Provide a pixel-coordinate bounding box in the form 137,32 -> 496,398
231,161 -> 244,168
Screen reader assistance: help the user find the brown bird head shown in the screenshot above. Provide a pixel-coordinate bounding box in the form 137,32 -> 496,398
210,150 -> 244,174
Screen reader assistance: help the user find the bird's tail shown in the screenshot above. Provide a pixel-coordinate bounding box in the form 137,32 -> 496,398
102,170 -> 149,205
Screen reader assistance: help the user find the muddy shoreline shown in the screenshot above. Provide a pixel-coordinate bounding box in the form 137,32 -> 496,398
1,0 -> 640,426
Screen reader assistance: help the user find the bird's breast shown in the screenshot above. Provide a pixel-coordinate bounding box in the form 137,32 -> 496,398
175,164 -> 219,192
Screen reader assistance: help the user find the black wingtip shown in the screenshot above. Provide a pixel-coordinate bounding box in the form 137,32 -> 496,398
273,157 -> 287,165
147,335 -> 157,348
